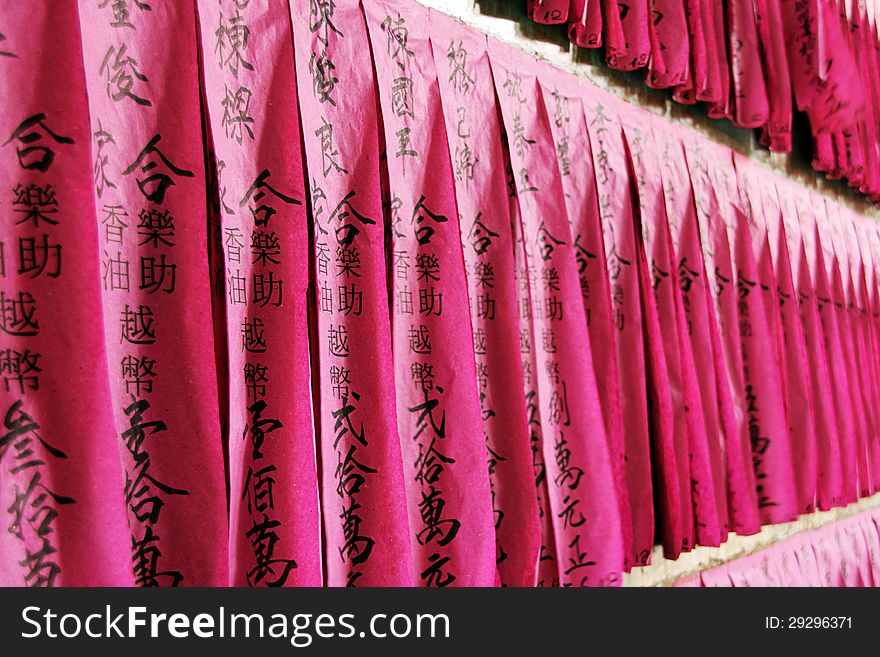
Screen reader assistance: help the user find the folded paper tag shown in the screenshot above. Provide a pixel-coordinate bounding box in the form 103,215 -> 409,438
78,0 -> 228,586
364,0 -> 496,587
430,9 -> 541,587
290,0 -> 413,586
490,39 -> 624,585
581,87 -> 656,566
0,2 -> 133,587
538,68 -> 633,566
736,158 -> 818,515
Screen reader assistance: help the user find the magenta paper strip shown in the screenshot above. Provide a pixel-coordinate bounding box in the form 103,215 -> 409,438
699,147 -> 798,524
489,39 -> 624,585
0,2 -> 132,586
429,8 -> 541,587
495,99 -> 559,586
568,0 -> 603,48
682,136 -> 762,535
825,201 -> 873,498
775,178 -> 843,511
603,0 -> 651,71
77,0 -> 228,585
797,192 -> 859,505
726,206 -> 798,524
537,68 -> 633,567
290,0 -> 412,587
837,205 -> 876,494
512,184 -> 560,587
627,116 -> 724,550
728,0 -> 770,129
852,3 -> 879,198
646,0 -> 690,89
686,0 -> 716,103
840,204 -> 879,493
581,87 -> 656,565
704,0 -> 732,119
527,0 -> 569,24
672,0 -> 706,104
858,218 -> 880,494
754,0 -> 793,152
619,115 -> 692,558
736,158 -> 818,515
363,0 -> 495,587
780,0 -> 821,113
197,0 -> 322,587
859,3 -> 880,199
812,198 -> 861,503
658,127 -> 730,545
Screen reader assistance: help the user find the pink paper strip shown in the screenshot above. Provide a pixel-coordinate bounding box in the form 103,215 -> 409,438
527,0 -> 570,24
775,178 -> 843,511
726,204 -> 799,525
658,125 -> 730,546
825,200 -> 873,498
843,207 -> 879,489
603,0 -> 651,71
197,0 -> 322,587
581,87 -> 656,565
290,0 -> 413,586
627,116 -> 726,551
858,505 -> 880,585
706,151 -> 799,525
792,531 -> 824,586
754,0 -> 793,152
736,158 -> 819,515
805,0 -> 861,134
646,0 -> 690,89
780,0 -> 822,113
854,4 -> 880,198
797,191 -> 859,505
842,207 -> 877,490
0,2 -> 133,586
490,39 -> 624,585
514,178 -> 561,587
430,8 -> 542,587
672,0 -> 708,104
78,0 -> 228,585
858,218 -> 880,494
705,0 -> 732,119
682,136 -> 762,535
620,114 -> 693,558
568,0 -> 603,48
841,520 -> 872,585
812,198 -> 862,503
728,0 -> 770,128
538,68 -> 634,567
364,0 -> 496,586
496,93 -> 561,586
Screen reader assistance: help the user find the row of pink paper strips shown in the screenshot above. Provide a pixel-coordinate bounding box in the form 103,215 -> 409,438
2,0 -> 880,588
673,506 -> 880,586
528,0 -> 880,202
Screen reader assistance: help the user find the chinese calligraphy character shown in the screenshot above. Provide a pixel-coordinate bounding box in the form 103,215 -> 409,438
3,114 -> 74,172
122,134 -> 194,204
100,43 -> 152,107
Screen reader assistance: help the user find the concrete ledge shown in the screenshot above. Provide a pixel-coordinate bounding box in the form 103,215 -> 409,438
623,493 -> 880,586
